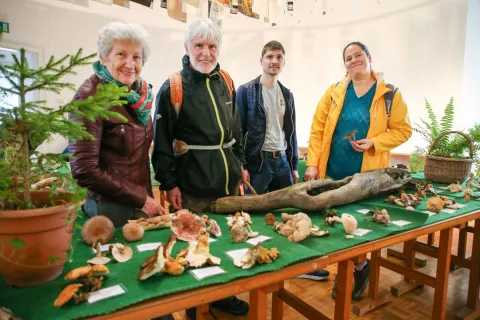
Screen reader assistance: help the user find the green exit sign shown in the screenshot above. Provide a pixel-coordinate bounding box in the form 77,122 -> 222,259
0,21 -> 10,33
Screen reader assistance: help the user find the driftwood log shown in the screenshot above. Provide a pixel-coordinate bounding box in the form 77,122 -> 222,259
213,168 -> 411,213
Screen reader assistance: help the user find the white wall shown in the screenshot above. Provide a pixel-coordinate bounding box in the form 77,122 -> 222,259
0,0 -> 472,153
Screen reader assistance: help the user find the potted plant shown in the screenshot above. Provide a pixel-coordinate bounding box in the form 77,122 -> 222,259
411,97 -> 480,182
0,48 -> 127,287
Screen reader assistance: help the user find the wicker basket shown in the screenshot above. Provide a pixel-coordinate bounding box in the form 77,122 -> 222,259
424,131 -> 473,184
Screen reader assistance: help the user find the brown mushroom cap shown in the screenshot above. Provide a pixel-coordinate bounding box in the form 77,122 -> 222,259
81,216 -> 114,246
122,223 -> 144,242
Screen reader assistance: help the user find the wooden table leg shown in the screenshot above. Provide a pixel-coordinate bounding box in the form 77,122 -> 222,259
466,219 -> 480,310
250,287 -> 268,320
334,259 -> 354,320
271,282 -> 284,320
432,227 -> 453,320
196,303 -> 210,320
352,250 -> 390,316
427,232 -> 435,245
404,239 -> 415,283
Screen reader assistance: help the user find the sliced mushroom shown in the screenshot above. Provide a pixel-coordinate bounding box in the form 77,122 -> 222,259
186,234 -> 221,268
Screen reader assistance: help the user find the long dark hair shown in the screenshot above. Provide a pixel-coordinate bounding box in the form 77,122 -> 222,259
342,41 -> 370,61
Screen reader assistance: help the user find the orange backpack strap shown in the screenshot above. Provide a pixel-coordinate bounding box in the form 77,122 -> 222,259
219,69 -> 233,97
169,72 -> 183,116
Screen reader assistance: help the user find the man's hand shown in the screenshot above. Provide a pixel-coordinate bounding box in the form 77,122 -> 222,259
304,166 -> 319,181
292,170 -> 299,184
141,196 -> 165,217
350,139 -> 374,152
241,166 -> 250,184
166,187 -> 183,211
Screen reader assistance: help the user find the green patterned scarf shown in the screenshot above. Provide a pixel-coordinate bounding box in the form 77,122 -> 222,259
93,60 -> 152,126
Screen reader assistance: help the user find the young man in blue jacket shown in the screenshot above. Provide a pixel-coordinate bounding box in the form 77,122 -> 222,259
236,40 -> 299,194
236,41 -> 329,282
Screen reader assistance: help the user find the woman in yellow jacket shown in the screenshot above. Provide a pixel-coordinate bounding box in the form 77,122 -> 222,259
304,42 -> 412,300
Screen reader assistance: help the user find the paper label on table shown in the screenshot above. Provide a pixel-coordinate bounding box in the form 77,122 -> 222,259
88,285 -> 126,303
352,228 -> 372,236
422,211 -> 437,216
191,238 -> 217,246
438,186 -> 449,190
190,266 -> 225,280
136,242 -> 162,252
356,209 -> 371,214
392,220 -> 412,227
92,243 -> 112,254
226,248 -> 249,260
246,235 -> 271,245
441,209 -> 457,214
455,204 -> 467,208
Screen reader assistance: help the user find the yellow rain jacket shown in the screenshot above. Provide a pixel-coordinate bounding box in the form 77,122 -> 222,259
307,72 -> 412,178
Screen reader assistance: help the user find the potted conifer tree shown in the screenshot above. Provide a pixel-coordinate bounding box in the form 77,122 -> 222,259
0,48 -> 127,287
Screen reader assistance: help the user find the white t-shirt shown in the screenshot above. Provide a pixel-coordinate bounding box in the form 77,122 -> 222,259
261,82 -> 287,152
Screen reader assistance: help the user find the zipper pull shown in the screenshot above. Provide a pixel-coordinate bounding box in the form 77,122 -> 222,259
120,124 -> 125,134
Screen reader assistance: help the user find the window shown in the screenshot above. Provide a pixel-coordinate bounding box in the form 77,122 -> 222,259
0,47 -> 40,109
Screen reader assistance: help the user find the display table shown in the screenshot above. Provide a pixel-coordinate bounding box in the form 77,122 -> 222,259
1,174 -> 480,319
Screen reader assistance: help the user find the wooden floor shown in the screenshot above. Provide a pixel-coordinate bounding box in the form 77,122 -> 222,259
171,226 -> 477,320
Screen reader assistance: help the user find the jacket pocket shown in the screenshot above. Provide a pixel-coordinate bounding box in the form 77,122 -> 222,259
104,123 -> 133,157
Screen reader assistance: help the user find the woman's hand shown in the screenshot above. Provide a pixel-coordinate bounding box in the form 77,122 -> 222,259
241,166 -> 250,184
141,196 -> 165,217
304,166 -> 319,181
166,187 -> 183,211
350,139 -> 374,152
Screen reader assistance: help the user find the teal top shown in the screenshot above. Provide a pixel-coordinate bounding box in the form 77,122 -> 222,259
326,81 -> 376,180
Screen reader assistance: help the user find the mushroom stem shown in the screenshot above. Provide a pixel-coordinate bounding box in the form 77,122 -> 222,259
94,241 -> 102,257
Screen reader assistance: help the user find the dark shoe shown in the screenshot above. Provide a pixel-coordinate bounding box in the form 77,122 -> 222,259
331,274 -> 337,299
352,260 -> 370,301
185,307 -> 196,320
297,269 -> 330,281
211,296 -> 249,315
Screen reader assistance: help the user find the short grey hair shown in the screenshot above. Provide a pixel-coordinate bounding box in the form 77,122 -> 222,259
184,19 -> 222,51
97,22 -> 151,65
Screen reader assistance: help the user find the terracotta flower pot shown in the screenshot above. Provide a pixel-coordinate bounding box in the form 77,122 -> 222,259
0,190 -> 78,287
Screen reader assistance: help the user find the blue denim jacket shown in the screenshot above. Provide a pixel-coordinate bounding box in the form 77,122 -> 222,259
236,76 -> 298,172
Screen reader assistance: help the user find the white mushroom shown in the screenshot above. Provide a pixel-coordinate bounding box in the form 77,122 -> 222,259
110,243 -> 133,263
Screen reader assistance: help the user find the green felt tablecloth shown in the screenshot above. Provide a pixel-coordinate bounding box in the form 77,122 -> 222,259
2,168 -> 480,319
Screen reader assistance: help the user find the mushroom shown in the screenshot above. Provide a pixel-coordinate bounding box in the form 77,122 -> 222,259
466,172 -> 480,190
87,240 -> 111,265
234,243 -> 280,269
163,234 -> 188,275
65,265 -> 109,280
186,233 -> 221,268
372,209 -> 392,226
427,197 -> 445,214
274,212 -> 312,242
265,213 -> 277,225
81,216 -> 114,246
448,182 -> 464,193
227,211 -> 246,229
343,130 -> 358,141
206,219 -> 222,237
231,225 -> 249,243
122,223 -> 144,242
324,213 -> 358,234
110,243 -> 133,263
138,245 -> 165,280
170,209 -> 206,242
54,284 -> 89,307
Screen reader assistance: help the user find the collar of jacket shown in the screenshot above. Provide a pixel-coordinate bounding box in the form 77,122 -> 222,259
181,54 -> 221,82
330,70 -> 392,103
253,75 -> 290,96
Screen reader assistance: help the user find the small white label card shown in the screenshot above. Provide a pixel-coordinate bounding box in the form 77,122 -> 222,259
191,238 -> 217,246
136,242 -> 162,252
92,243 -> 112,254
438,186 -> 449,190
88,285 -> 126,304
352,228 -> 372,237
190,266 -> 226,281
246,235 -> 271,245
455,203 -> 468,208
441,209 -> 457,214
356,209 -> 371,214
422,211 -> 437,216
226,248 -> 249,261
392,220 -> 412,227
